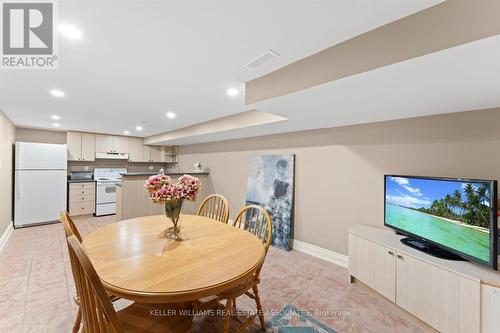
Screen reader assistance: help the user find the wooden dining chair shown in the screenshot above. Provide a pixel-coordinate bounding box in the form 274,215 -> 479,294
61,211 -> 83,242
217,205 -> 272,333
196,194 -> 230,223
66,234 -> 193,333
60,212 -> 119,333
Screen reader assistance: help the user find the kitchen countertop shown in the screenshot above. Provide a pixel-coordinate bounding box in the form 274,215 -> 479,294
121,172 -> 209,177
67,178 -> 96,183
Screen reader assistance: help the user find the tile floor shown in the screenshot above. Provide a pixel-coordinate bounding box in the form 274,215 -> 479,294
0,215 -> 436,333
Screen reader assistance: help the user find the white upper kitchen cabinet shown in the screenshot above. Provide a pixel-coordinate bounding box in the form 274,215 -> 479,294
67,131 -> 82,161
95,134 -> 114,153
67,131 -> 95,161
115,136 -> 129,153
142,144 -> 151,162
142,144 -> 162,163
95,134 -> 129,153
81,133 -> 96,161
128,137 -> 143,162
150,145 -> 161,162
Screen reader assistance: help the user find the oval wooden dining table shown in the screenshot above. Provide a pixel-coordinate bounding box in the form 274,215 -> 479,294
82,214 -> 266,303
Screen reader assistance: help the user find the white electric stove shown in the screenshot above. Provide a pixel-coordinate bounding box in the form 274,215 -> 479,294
94,168 -> 127,216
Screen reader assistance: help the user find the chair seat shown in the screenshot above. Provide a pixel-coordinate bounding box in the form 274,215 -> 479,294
116,302 -> 193,333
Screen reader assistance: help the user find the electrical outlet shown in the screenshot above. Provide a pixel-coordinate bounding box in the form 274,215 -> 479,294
84,166 -> 89,171
148,165 -> 154,170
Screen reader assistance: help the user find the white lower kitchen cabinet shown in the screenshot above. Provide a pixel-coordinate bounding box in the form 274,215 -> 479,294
68,182 -> 96,216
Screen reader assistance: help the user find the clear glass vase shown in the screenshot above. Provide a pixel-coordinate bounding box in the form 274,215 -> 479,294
160,199 -> 183,241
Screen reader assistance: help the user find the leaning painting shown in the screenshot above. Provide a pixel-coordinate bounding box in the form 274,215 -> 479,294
246,154 -> 295,251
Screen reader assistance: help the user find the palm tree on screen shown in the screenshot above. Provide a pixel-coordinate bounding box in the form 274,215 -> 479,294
416,183 -> 490,228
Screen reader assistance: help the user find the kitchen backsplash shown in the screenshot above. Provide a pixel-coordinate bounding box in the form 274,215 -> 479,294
68,160 -> 180,175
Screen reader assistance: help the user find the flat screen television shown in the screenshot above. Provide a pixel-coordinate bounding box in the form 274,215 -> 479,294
384,175 -> 498,270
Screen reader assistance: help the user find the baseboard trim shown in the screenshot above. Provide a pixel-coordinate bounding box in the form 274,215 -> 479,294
0,222 -> 14,252
292,239 -> 348,268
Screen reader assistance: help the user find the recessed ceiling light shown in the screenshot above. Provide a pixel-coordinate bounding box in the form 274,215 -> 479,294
123,130 -> 130,135
135,125 -> 143,131
50,89 -> 65,98
227,88 -> 239,97
58,24 -> 82,40
52,123 -> 60,127
166,112 -> 176,119
51,115 -> 61,120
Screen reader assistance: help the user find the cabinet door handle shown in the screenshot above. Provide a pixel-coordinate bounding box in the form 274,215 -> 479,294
388,251 -> 394,256
397,254 -> 404,260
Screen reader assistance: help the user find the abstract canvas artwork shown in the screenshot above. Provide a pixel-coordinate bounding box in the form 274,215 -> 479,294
246,154 -> 295,251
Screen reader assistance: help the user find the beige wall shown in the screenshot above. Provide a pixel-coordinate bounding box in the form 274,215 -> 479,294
178,108 -> 500,255
0,112 -> 16,236
15,127 -> 67,144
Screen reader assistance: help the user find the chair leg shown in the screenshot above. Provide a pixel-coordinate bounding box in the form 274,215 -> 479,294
223,298 -> 233,333
72,307 -> 82,333
253,285 -> 266,330
232,298 -> 237,314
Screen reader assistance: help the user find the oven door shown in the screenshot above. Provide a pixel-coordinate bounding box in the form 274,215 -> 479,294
97,182 -> 117,204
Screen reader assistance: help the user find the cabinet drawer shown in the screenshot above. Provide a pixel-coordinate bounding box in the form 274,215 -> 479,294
70,187 -> 95,196
69,200 -> 95,216
70,193 -> 95,202
69,182 -> 95,190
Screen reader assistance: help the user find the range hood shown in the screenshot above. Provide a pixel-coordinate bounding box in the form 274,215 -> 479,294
95,152 -> 129,160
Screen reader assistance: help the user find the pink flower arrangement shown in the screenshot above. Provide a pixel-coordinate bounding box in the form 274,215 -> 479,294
145,173 -> 201,204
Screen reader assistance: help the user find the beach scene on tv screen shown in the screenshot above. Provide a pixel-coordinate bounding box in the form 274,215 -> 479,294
385,176 -> 491,263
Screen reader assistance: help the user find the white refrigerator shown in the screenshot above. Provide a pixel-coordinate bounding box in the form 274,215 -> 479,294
14,142 -> 67,228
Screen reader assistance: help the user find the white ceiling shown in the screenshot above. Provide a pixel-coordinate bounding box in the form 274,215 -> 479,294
160,34 -> 500,145
0,0 -> 441,137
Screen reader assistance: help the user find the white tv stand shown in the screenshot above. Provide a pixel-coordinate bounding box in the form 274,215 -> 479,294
348,225 -> 500,333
